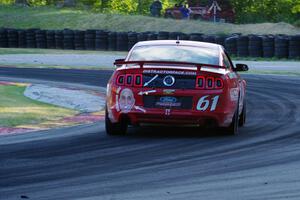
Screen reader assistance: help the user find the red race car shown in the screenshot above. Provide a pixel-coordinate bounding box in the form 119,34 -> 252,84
106,40 -> 248,135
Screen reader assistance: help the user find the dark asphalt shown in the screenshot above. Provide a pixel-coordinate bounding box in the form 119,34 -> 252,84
1,67 -> 300,200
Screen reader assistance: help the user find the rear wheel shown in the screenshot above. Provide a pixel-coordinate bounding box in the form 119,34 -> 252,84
225,102 -> 239,135
239,99 -> 246,127
105,109 -> 127,135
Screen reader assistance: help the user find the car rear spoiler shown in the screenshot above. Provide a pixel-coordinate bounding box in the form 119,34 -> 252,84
114,60 -> 227,71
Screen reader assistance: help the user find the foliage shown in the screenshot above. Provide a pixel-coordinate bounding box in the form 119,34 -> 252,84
231,0 -> 300,23
0,0 -> 299,24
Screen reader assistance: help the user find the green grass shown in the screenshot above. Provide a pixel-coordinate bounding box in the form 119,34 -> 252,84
1,5 -> 300,35
0,84 -> 77,127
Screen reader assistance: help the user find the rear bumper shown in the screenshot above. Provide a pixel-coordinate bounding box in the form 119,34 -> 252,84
110,108 -> 234,128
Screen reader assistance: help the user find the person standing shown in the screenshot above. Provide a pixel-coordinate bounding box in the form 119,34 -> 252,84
150,0 -> 163,17
180,3 -> 192,19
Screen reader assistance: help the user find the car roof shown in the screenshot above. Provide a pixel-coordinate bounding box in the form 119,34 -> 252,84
134,40 -> 223,51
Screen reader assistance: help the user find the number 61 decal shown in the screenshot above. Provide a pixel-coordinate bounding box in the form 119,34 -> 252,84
196,95 -> 220,111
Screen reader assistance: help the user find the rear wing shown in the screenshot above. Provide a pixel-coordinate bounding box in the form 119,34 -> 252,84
114,60 -> 227,71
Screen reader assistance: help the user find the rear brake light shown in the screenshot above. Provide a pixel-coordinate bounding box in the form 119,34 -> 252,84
215,78 -> 224,89
116,74 -> 143,87
206,77 -> 214,89
195,76 -> 224,90
125,74 -> 133,86
134,74 -> 143,87
116,75 -> 125,85
195,76 -> 205,89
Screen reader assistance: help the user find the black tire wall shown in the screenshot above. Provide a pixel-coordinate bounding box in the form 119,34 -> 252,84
0,28 -> 298,59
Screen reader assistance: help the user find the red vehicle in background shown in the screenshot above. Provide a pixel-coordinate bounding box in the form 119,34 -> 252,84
105,40 -> 248,136
164,0 -> 235,23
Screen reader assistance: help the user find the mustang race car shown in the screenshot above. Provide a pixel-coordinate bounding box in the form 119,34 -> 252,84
106,40 -> 248,135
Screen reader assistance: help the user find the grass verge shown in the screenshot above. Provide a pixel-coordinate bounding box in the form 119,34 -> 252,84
0,84 -> 77,127
1,5 -> 300,35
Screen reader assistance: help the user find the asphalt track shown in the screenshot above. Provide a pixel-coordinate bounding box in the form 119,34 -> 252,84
1,67 -> 300,200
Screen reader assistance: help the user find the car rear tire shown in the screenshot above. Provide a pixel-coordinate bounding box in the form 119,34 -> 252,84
239,99 -> 246,127
225,102 -> 239,135
105,109 -> 127,135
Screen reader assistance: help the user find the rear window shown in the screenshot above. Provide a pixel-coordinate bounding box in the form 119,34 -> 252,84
128,45 -> 220,65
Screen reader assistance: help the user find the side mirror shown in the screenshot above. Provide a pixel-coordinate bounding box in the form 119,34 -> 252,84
234,64 -> 249,72
114,58 -> 125,67
115,58 -> 125,63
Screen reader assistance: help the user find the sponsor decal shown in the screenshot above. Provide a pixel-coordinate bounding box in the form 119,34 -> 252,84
163,75 -> 175,87
163,89 -> 176,95
119,88 -> 135,113
143,69 -> 196,76
138,90 -> 156,96
156,96 -> 181,107
196,95 -> 220,111
159,96 -> 177,103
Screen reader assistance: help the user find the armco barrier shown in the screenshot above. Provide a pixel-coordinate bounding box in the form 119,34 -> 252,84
0,27 -> 299,58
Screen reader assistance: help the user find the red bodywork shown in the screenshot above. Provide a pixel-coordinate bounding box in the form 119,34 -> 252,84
106,41 -> 246,128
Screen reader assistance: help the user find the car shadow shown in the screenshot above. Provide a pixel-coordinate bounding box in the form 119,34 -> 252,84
124,125 -> 229,139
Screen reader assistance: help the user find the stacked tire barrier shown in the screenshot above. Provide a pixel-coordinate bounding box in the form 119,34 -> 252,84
248,35 -> 263,57
225,36 -> 238,56
46,30 -> 56,49
18,30 -> 26,48
26,29 -> 37,48
108,32 -> 117,51
0,28 -> 8,47
96,30 -> 109,50
55,30 -> 63,49
262,36 -> 275,58
289,35 -> 300,59
117,32 -> 128,51
237,36 -> 249,57
85,29 -> 96,50
0,27 -> 299,59
63,29 -> 74,50
128,32 -> 138,51
74,30 -> 85,50
275,35 -> 289,58
36,30 -> 47,49
7,29 -> 18,48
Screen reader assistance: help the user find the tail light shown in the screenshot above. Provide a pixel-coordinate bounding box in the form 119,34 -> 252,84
206,77 -> 214,89
116,74 -> 143,87
134,74 -> 143,87
125,74 -> 133,86
196,76 -> 224,89
195,76 -> 205,89
215,78 -> 224,89
116,75 -> 125,85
